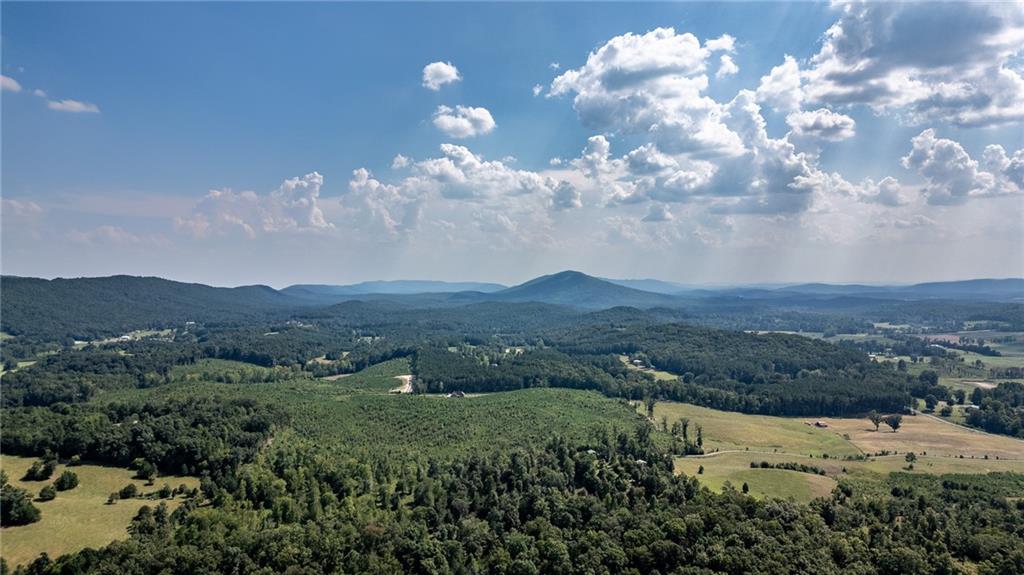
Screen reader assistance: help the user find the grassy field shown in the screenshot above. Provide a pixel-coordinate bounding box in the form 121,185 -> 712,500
675,450 -> 1024,503
1,455 -> 199,567
654,401 -> 1024,460
649,402 -> 862,457
618,355 -> 679,381
948,348 -> 1024,369
675,453 -> 838,501
655,400 -> 1024,502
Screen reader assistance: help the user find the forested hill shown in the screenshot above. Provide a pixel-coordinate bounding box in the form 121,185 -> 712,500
489,270 -> 683,308
0,275 -> 303,341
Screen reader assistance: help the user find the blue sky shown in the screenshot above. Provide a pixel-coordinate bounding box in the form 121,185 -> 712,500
3,2 -> 1022,287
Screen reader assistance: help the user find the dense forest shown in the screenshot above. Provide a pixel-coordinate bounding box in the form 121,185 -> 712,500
413,323 -> 913,416
6,427 -> 1024,575
2,397 -> 284,484
967,382 -> 1024,438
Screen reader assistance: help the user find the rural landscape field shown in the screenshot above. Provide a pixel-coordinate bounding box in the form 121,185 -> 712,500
3,1 -> 1024,574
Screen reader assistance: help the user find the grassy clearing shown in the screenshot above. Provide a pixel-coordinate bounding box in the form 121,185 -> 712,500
674,450 -> 1024,503
827,415 -> 1024,459
675,453 -> 837,502
618,355 -> 679,381
322,357 -> 413,392
1,454 -> 199,567
653,401 -> 1024,461
658,400 -> 1024,501
650,402 -> 861,457
948,349 -> 1024,369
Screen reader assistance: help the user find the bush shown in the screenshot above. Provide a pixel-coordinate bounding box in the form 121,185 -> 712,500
54,470 -> 79,491
38,485 -> 57,501
22,459 -> 57,481
119,484 -> 139,499
1,475 -> 41,526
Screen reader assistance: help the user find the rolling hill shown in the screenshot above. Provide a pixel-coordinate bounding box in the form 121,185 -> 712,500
0,275 -> 303,341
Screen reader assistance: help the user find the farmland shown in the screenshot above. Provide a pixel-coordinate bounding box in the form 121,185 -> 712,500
656,400 -> 1024,502
1,455 -> 199,568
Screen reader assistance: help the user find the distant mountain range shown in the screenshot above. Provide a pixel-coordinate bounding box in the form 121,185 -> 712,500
775,278 -> 1024,300
282,274 -> 1023,305
2,272 -> 1021,340
283,280 -> 506,301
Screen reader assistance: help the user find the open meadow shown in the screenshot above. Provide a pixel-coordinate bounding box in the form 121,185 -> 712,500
1,455 -> 199,567
655,401 -> 1024,503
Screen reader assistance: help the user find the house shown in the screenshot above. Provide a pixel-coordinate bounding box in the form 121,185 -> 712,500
446,391 -> 466,398
814,420 -> 829,428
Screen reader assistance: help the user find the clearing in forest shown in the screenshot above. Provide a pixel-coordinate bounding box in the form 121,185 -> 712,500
390,375 -> 414,394
657,401 -> 1024,502
0,454 -> 199,568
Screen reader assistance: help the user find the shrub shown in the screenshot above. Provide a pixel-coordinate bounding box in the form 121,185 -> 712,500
22,459 -> 57,481
54,470 -> 79,491
1,477 -> 41,525
38,485 -> 57,501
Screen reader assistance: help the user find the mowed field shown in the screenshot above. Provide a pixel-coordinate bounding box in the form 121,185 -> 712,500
1,455 -> 200,567
650,402 -> 861,457
655,402 -> 1024,503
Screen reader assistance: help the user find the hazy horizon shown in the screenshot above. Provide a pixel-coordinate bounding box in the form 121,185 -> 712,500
4,269 -> 1021,292
3,2 -> 1022,287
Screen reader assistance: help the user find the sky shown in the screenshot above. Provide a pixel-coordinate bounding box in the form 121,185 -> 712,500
2,2 -> 1023,288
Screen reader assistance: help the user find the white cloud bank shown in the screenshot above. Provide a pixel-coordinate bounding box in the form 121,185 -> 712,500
175,172 -> 332,239
792,2 -> 1024,128
902,129 -> 1023,205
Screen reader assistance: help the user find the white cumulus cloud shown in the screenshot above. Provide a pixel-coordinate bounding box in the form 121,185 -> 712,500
432,105 -> 496,138
755,55 -> 803,112
901,129 -> 1022,204
785,108 -> 856,141
175,172 -> 333,238
716,55 -> 739,78
422,61 -> 461,91
549,27 -> 745,157
1,75 -> 22,93
804,2 -> 1024,127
